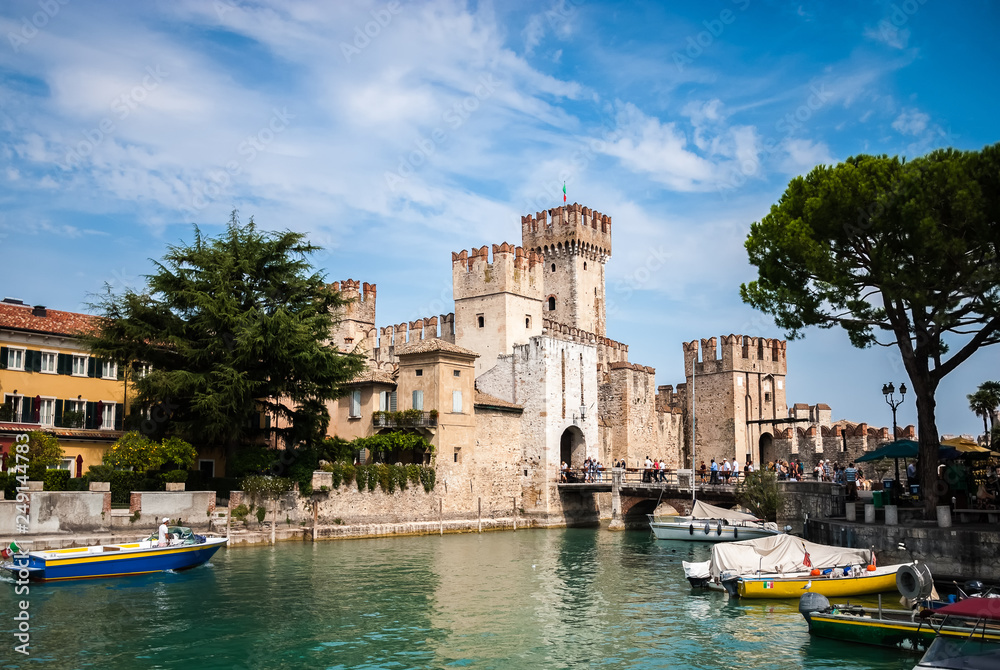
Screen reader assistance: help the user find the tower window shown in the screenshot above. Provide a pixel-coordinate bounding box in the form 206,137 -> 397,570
584,261 -> 587,270
453,370 -> 460,377
415,369 -> 423,377
525,316 -> 531,328
548,297 -> 556,311
551,263 -> 556,272
477,315 -> 485,328
765,392 -> 772,402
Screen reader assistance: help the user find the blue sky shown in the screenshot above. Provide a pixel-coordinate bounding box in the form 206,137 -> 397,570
1,0 -> 997,437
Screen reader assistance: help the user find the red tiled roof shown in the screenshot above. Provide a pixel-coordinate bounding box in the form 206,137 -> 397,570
0,302 -> 99,337
474,390 -> 523,412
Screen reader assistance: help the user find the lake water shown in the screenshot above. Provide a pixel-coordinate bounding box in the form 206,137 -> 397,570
1,528 -> 916,669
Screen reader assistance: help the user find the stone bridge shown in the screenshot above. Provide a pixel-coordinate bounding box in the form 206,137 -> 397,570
557,468 -> 738,529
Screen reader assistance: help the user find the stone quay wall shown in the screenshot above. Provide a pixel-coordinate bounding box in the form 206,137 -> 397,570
807,518 -> 1000,583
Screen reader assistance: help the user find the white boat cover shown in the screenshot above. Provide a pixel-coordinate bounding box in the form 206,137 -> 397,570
682,560 -> 711,580
690,500 -> 759,523
709,534 -> 872,579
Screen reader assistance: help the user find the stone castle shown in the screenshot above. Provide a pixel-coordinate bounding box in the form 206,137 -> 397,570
322,203 -> 911,522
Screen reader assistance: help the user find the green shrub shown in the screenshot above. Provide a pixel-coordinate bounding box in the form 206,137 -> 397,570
108,470 -> 146,505
256,506 -> 267,525
407,464 -> 421,486
162,469 -> 188,484
66,477 -> 89,491
0,472 -> 16,500
86,464 -> 114,482
231,503 -> 250,525
420,466 -> 436,493
43,469 -> 71,491
377,463 -> 392,493
342,463 -> 355,486
355,465 -> 366,492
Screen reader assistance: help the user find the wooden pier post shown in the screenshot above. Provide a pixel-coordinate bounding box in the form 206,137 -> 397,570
478,497 -> 482,533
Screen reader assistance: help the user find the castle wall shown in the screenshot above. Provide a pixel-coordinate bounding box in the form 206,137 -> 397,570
476,335 -> 599,517
683,335 -> 789,469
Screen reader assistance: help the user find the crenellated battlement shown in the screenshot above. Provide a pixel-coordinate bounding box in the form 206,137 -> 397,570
521,203 -> 612,259
373,313 -> 456,364
330,279 -> 377,325
452,242 -> 544,302
684,334 -> 787,376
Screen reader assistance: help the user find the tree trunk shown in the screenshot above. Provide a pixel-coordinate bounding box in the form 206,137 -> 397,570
912,379 -> 941,517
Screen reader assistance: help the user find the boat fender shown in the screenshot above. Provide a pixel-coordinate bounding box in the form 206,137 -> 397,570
733,527 -> 738,539
798,592 -> 831,628
810,569 -> 820,576
897,563 -> 934,599
704,523 -> 711,535
689,524 -> 694,535
716,522 -> 722,536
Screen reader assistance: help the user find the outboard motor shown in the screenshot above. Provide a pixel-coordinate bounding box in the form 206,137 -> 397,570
799,592 -> 832,629
964,580 -> 985,597
720,571 -> 740,597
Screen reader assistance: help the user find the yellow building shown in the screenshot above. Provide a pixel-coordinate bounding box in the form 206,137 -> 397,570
0,298 -> 125,477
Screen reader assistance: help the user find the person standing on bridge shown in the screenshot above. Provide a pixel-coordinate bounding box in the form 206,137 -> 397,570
722,458 -> 731,484
709,459 -> 719,484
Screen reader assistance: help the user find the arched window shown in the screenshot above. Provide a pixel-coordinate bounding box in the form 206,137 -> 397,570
551,263 -> 556,272
583,261 -> 587,270
548,296 -> 556,311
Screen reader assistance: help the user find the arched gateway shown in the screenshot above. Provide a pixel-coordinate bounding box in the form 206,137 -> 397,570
560,426 -> 586,467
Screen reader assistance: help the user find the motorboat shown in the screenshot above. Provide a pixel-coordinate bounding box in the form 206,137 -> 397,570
649,500 -> 784,543
912,598 -> 1000,669
684,533 -> 910,598
1,527 -> 227,581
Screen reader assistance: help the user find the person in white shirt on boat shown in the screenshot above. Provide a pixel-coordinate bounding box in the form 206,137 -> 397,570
158,518 -> 170,547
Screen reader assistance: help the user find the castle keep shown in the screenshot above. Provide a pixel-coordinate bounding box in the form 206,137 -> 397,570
322,203 -> 909,524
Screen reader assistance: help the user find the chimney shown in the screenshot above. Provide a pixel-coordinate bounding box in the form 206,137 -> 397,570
32,305 -> 47,317
2,298 -> 25,305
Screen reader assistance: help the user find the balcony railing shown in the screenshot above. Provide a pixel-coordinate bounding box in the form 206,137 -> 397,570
372,411 -> 438,429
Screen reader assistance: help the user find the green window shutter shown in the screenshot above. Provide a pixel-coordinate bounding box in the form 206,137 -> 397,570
87,358 -> 96,378
85,401 -> 96,429
115,403 -> 124,430
0,347 -> 7,369
30,350 -> 42,373
22,396 -> 32,421
55,399 -> 64,426
57,353 -> 69,375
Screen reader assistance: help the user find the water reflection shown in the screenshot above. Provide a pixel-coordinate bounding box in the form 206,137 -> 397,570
0,529 -> 917,670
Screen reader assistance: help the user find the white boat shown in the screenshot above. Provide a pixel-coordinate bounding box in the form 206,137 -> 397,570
648,500 -> 784,543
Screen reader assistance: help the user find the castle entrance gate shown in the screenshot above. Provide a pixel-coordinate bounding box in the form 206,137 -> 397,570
758,432 -> 774,467
560,426 -> 586,467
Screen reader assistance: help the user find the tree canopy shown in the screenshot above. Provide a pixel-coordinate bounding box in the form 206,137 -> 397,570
86,212 -> 365,454
741,143 -> 1000,513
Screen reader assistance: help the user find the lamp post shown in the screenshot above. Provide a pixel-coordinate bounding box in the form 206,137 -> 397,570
882,382 -> 907,440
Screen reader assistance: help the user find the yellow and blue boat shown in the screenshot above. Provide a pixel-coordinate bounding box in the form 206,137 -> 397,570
2,529 -> 227,581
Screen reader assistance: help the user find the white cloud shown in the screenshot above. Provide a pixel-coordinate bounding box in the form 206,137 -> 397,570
864,22 -> 910,49
778,138 -> 834,175
892,107 -> 930,135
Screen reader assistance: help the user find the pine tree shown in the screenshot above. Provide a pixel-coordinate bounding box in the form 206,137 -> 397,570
85,211 -> 365,455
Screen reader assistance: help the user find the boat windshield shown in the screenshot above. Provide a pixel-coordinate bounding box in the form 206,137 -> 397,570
918,635 -> 1000,669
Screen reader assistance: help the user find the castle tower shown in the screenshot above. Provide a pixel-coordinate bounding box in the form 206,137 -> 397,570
683,334 -> 788,469
329,279 -> 377,358
452,243 -> 544,376
521,203 -> 612,337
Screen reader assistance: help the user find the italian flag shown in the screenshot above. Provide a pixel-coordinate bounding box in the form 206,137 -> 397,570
1,540 -> 21,559
563,182 -> 567,203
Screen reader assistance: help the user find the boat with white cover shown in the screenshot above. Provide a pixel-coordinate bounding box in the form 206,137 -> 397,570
648,500 -> 784,543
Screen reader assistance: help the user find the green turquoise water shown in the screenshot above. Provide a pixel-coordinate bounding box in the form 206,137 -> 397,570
1,529 -> 915,669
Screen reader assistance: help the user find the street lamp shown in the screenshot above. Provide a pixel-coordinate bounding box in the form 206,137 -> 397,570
882,382 -> 907,439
